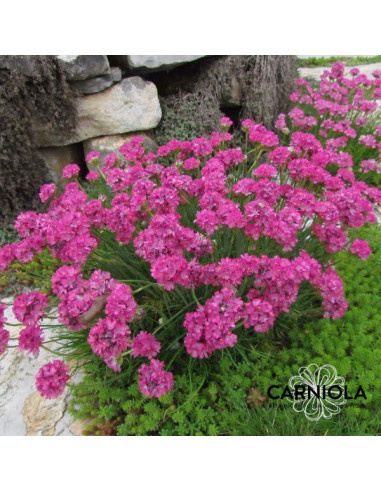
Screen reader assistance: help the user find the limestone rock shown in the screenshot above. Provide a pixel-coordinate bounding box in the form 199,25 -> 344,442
70,68 -> 122,95
0,298 -> 76,436
23,391 -> 67,436
111,55 -> 205,73
33,77 -> 162,146
109,67 -> 123,82
83,132 -> 157,168
70,418 -> 93,436
57,55 -> 110,81
37,144 -> 84,185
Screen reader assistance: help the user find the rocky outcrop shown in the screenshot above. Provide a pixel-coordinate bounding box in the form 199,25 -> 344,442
57,55 -> 110,81
0,298 -> 80,436
70,67 -> 122,94
1,55 -> 299,231
23,391 -> 67,436
37,144 -> 84,184
83,132 -> 157,167
33,77 -> 162,146
111,55 -> 205,72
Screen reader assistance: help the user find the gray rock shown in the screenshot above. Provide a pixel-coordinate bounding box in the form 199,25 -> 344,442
109,66 -> 122,82
111,55 -> 205,73
0,55 -> 38,76
57,55 -> 110,81
37,144 -> 84,185
83,132 -> 157,169
0,297 -> 77,436
70,68 -> 122,94
33,77 -> 162,146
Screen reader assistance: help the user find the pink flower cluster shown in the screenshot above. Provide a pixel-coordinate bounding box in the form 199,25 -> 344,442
138,359 -> 174,398
35,360 -> 70,399
287,62 -> 381,177
13,292 -> 48,355
0,304 -> 10,355
184,288 -> 242,358
0,64 -> 379,399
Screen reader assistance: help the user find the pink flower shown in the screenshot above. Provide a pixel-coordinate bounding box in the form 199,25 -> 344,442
253,164 -> 277,178
18,325 -> 43,355
220,116 -> 233,128
360,159 -> 379,173
131,331 -> 161,359
39,183 -> 56,203
105,283 -> 137,322
85,151 -> 101,164
0,245 -> 14,271
86,171 -> 100,181
62,164 -> 80,179
0,303 -> 6,327
275,113 -> 288,132
359,135 -> 377,148
315,267 -> 348,319
184,288 -> 242,358
151,254 -> 189,290
0,304 -> 9,355
183,157 -> 200,171
349,239 -> 371,260
35,360 -> 70,399
51,265 -> 82,298
88,317 -> 131,371
13,292 -> 48,327
138,359 -> 174,398
0,328 -> 10,355
242,298 -> 275,332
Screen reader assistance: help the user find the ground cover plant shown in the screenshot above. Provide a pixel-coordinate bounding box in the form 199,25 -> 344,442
0,63 -> 380,435
69,220 -> 381,436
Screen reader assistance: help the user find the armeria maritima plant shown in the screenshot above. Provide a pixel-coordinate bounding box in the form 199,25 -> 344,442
276,62 -> 381,186
0,63 -> 380,401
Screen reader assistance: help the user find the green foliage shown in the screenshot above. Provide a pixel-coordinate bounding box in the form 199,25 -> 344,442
0,225 -> 19,247
0,247 -> 60,296
156,93 -> 223,145
299,56 -> 381,68
69,225 -> 381,436
0,225 -> 20,291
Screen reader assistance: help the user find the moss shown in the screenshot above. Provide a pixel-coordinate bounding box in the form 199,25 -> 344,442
0,56 -> 78,228
154,55 -> 298,145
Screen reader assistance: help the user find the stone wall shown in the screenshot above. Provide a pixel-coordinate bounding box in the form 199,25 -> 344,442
0,55 -> 298,227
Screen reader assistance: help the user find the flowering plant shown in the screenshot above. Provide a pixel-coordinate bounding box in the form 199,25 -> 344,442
276,62 -> 381,185
0,63 -> 380,402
